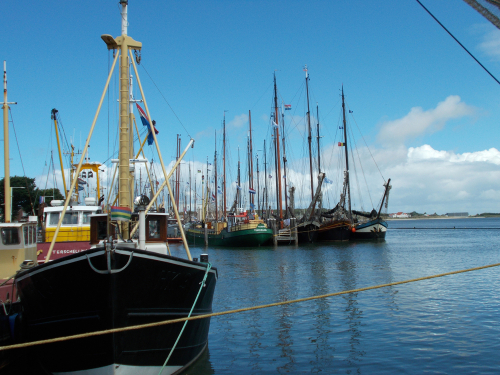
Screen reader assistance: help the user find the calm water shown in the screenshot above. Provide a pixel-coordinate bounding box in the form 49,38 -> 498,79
178,217 -> 500,374
9,218 -> 500,374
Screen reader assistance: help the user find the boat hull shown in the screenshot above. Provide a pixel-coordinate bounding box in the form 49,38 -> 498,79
296,222 -> 319,243
352,218 -> 387,240
186,225 -> 273,247
14,247 -> 217,374
36,240 -> 90,263
317,220 -> 351,241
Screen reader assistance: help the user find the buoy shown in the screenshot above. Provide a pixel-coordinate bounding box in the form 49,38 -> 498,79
351,227 -> 356,233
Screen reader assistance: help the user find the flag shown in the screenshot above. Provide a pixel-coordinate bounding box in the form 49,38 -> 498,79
136,104 -> 159,145
268,174 -> 272,178
338,142 -> 345,146
250,203 -> 255,209
111,206 -> 132,222
202,175 -> 205,180
324,178 -> 333,184
283,175 -> 286,179
197,169 -> 201,173
237,185 -> 242,190
272,121 -> 278,128
187,182 -> 190,185
249,188 -> 256,194
78,178 -> 86,185
218,189 -> 222,194
39,196 -> 45,204
284,104 -> 291,110
349,110 -> 353,113
339,126 -> 343,129
78,185 -> 84,191
211,194 -> 215,202
208,163 -> 212,165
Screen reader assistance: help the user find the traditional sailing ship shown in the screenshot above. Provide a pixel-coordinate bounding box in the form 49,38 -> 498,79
12,2 -> 218,374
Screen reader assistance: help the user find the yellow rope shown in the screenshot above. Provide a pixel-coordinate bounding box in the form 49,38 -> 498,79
1,262 -> 498,351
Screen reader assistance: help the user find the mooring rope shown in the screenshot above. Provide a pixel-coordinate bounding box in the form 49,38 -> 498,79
1,262 -> 498,352
158,262 -> 212,375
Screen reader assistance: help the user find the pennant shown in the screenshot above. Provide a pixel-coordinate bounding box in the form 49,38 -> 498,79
249,188 -> 256,194
111,206 -> 132,222
211,194 -> 216,202
78,178 -> 87,185
136,104 -> 159,145
272,121 -> 278,128
324,178 -> 333,184
339,126 -> 343,129
338,142 -> 345,146
349,110 -> 353,113
268,174 -> 272,178
197,169 -> 202,173
284,104 -> 291,110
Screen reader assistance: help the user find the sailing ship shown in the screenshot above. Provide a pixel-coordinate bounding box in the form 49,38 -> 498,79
12,2 -> 218,374
186,112 -> 273,247
317,87 -> 354,242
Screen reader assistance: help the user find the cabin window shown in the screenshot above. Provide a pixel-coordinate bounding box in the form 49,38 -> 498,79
24,227 -> 28,245
62,212 -> 79,225
29,226 -> 34,244
148,220 -> 161,239
82,211 -> 93,224
49,213 -> 60,226
1,228 -> 20,245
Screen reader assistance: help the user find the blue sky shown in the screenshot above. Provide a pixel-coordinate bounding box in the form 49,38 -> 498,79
2,0 -> 500,215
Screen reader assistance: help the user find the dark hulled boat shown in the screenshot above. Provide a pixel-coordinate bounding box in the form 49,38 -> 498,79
11,1 -> 218,373
15,245 -> 217,374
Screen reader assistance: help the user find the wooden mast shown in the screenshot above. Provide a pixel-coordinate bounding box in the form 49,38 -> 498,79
51,109 -> 68,198
248,110 -> 254,210
273,72 -> 283,223
281,108 -> 288,217
341,86 -> 352,219
316,104 -> 321,173
2,61 -> 16,223
223,112 -> 226,219
214,131 -> 218,223
305,65 -> 314,202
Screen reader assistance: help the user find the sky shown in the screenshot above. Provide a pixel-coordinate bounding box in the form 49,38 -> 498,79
2,0 -> 500,215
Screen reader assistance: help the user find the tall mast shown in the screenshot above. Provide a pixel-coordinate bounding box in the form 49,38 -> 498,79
316,104 -> 321,173
342,86 -> 351,219
248,110 -> 254,209
263,139 -> 268,217
237,147 -> 241,210
214,131 -> 218,222
256,152 -> 260,215
305,65 -> 314,201
189,162 -> 192,221
281,107 -> 288,218
51,109 -> 67,198
3,61 -> 16,223
118,0 -> 131,238
223,112 -> 226,219
273,72 -> 283,222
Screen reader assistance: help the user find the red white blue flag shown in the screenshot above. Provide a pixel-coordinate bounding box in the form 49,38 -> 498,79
284,104 -> 291,110
249,188 -> 256,194
136,104 -> 159,145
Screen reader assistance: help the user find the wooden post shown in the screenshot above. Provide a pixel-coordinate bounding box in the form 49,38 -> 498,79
204,223 -> 208,246
291,217 -> 298,245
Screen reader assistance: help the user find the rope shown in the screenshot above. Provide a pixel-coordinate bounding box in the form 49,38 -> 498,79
1,262 -> 498,352
158,262 -> 212,375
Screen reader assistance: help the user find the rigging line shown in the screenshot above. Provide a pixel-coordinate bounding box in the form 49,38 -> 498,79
416,0 -> 500,86
348,122 -> 371,210
9,107 -> 35,215
139,63 -> 191,138
346,102 -> 385,183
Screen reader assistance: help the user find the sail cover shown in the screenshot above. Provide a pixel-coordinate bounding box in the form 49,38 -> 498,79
463,0 -> 500,29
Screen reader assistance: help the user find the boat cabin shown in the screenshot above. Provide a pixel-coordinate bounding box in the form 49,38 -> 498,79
42,205 -> 102,242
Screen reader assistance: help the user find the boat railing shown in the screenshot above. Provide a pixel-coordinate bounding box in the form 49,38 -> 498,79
227,220 -> 266,233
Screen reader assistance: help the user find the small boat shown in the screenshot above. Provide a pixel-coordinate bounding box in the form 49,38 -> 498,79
12,2 -> 218,374
351,179 -> 391,240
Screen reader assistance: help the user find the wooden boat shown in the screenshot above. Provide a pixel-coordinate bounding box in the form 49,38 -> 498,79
12,2 -> 218,374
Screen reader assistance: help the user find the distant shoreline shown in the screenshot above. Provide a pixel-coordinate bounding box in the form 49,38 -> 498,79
386,216 -> 493,221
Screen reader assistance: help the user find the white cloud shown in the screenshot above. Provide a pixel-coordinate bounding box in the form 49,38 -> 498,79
229,113 -> 248,128
479,28 -> 500,61
377,96 -> 475,146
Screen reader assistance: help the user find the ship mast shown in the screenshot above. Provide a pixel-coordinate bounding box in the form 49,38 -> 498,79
341,86 -> 352,219
305,65 -> 314,202
2,61 -> 16,223
316,104 -> 321,174
273,72 -> 283,223
281,107 -> 288,218
248,110 -> 254,210
214,131 -> 218,222
223,112 -> 226,219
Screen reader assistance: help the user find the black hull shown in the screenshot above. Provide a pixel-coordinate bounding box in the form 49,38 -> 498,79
15,246 -> 217,374
297,223 -> 319,243
351,230 -> 386,240
317,220 -> 351,241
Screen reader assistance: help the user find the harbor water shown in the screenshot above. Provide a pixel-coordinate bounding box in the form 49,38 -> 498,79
181,217 -> 500,374
9,217 -> 500,374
